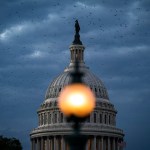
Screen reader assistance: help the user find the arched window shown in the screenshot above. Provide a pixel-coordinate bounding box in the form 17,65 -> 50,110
41,114 -> 44,125
109,115 -> 111,124
54,113 -> 57,123
71,51 -> 73,60
60,113 -> 63,123
59,88 -> 61,92
95,88 -> 97,96
99,88 -> 102,98
113,115 -> 116,125
44,113 -> 47,125
87,116 -> 90,123
100,114 -> 102,123
48,113 -> 51,124
94,113 -> 96,123
95,88 -> 97,92
105,114 -> 107,124
38,114 -> 40,126
101,89 -> 104,97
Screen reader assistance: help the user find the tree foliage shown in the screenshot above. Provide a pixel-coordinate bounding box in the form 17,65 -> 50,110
0,135 -> 22,150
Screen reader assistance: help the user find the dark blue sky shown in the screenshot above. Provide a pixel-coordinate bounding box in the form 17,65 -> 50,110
0,0 -> 150,150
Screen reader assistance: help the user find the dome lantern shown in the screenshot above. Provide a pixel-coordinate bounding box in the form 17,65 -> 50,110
70,20 -> 85,63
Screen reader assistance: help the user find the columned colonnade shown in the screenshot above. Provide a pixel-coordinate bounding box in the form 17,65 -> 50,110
31,136 -> 66,150
31,136 -> 123,150
86,136 -> 123,150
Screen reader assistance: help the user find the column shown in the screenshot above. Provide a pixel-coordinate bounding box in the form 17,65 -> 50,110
92,136 -> 96,150
31,139 -> 33,150
101,136 -> 104,150
49,137 -> 52,150
32,139 -> 35,150
37,138 -> 40,150
118,145 -> 120,150
98,138 -> 101,150
113,138 -> 116,150
54,136 -> 56,150
46,137 -> 49,150
61,136 -> 65,150
108,137 -> 110,150
55,137 -> 58,150
85,140 -> 88,150
96,137 -> 99,150
117,138 -> 120,150
41,137 -> 44,150
34,139 -> 37,150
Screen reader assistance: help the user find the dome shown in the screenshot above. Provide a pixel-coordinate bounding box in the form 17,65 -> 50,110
45,63 -> 109,100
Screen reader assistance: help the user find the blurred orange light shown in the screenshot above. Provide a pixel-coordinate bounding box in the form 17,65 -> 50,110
58,83 -> 95,117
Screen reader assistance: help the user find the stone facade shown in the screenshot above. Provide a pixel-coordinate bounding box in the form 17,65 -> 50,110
30,28 -> 124,150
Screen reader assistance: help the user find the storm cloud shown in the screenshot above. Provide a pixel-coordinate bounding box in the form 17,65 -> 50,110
0,0 -> 150,150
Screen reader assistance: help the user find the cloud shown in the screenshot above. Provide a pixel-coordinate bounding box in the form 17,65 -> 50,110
0,0 -> 150,150
26,50 -> 47,59
0,24 -> 26,41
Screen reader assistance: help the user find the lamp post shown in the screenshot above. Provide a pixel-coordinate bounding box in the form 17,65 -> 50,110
58,59 -> 96,150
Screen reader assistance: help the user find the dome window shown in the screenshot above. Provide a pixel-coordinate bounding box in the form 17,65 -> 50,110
99,88 -> 101,92
94,113 -> 97,123
49,114 -> 51,124
59,88 -> 61,92
100,114 -> 102,123
44,113 -> 47,125
87,116 -> 90,123
109,115 -> 111,124
105,114 -> 107,124
60,113 -> 63,123
54,113 -> 57,123
41,114 -> 44,125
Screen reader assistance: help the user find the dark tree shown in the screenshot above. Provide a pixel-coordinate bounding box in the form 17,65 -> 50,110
0,135 -> 22,150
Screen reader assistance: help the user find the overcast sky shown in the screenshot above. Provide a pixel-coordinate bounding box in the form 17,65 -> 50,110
0,0 -> 150,150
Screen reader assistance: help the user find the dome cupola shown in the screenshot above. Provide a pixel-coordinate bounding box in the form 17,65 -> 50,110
45,20 -> 109,101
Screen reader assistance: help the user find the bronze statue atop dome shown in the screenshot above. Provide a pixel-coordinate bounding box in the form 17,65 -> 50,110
75,20 -> 80,34
73,20 -> 82,45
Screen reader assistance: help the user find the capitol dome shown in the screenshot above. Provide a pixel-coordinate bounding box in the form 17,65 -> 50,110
45,63 -> 109,100
30,21 -> 124,150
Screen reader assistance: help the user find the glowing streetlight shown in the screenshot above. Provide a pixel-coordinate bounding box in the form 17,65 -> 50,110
58,83 -> 95,118
58,82 -> 95,150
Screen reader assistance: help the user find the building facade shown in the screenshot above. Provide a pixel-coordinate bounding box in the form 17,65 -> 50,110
30,22 -> 124,150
